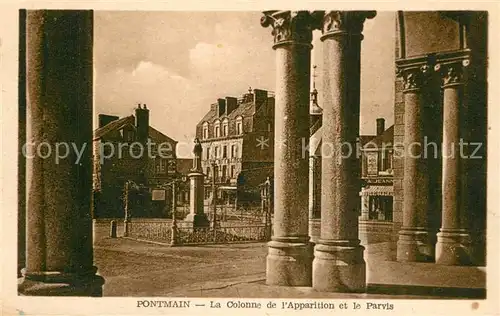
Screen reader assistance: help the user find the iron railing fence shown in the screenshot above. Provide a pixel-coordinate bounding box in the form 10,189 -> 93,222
125,218 -> 272,246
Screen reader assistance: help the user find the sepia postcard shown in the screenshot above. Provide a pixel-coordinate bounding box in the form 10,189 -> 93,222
1,1 -> 499,315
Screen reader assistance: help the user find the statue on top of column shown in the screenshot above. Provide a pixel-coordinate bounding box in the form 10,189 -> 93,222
192,138 -> 203,172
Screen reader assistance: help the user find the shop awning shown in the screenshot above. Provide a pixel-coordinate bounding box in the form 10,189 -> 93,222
218,186 -> 237,190
359,185 -> 393,196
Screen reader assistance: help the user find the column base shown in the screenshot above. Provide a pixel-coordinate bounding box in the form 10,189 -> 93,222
18,268 -> 105,297
435,229 -> 472,265
397,228 -> 434,262
184,213 -> 210,228
266,238 -> 313,287
312,240 -> 366,292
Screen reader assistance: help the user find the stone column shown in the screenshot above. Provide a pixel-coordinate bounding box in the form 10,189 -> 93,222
19,10 -> 104,296
184,139 -> 209,228
396,64 -> 434,262
18,9 -> 27,278
435,59 -> 472,265
260,10 -> 320,286
312,11 -> 375,292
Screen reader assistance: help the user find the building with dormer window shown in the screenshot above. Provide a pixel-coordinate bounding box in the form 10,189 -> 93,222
195,88 -> 275,207
93,105 -> 179,218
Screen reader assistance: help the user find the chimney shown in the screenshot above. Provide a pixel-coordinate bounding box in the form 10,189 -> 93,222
217,98 -> 226,117
376,118 -> 385,136
242,86 -> 254,103
135,103 -> 149,142
253,89 -> 268,107
98,114 -> 119,128
226,97 -> 238,115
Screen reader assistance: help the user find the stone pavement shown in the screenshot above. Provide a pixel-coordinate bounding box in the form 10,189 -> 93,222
93,221 -> 486,298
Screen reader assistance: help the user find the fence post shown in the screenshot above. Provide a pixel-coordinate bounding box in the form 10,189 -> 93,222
123,181 -> 130,237
265,177 -> 272,241
110,220 -> 117,238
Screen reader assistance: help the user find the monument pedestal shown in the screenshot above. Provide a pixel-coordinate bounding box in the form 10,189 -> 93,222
184,171 -> 210,228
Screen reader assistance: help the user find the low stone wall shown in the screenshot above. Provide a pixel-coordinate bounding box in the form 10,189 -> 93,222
359,220 -> 394,245
127,219 -> 173,242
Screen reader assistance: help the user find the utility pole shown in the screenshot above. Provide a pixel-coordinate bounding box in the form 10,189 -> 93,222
170,180 -> 178,246
123,180 -> 130,237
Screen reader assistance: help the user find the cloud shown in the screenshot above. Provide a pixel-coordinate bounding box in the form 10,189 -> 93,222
95,12 -> 279,157
95,61 -> 206,152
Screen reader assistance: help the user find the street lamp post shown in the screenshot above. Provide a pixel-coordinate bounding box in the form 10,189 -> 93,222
123,180 -> 131,237
170,180 -> 178,246
211,161 -> 217,230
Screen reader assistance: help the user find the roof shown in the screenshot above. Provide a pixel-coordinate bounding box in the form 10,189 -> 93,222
148,126 -> 177,144
363,125 -> 394,149
93,114 -> 177,144
197,98 -> 269,126
93,115 -> 135,140
310,117 -> 322,136
176,158 -> 193,175
360,135 -> 376,146
360,185 -> 393,196
310,125 -> 322,157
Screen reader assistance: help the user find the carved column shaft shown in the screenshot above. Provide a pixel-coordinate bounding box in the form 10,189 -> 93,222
19,10 -> 104,296
312,11 -> 375,293
396,65 -> 433,262
435,59 -> 472,265
261,10 -> 320,286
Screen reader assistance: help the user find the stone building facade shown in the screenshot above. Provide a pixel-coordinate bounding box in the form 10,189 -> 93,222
359,119 -> 395,244
195,88 -> 275,206
93,105 -> 179,218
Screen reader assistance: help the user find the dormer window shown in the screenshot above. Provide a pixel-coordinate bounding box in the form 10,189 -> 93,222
222,118 -> 229,137
202,122 -> 209,139
236,116 -> 243,135
214,120 -> 221,138
121,129 -> 134,142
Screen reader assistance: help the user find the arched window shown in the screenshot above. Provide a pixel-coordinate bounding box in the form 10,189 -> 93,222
236,116 -> 243,135
222,118 -> 229,137
202,122 -> 209,139
214,120 -> 221,138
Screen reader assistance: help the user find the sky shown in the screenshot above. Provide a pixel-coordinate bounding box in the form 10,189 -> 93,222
94,11 -> 395,158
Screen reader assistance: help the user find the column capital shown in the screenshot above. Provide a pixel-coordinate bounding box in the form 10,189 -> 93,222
261,10 -> 322,49
320,11 -> 376,40
434,59 -> 470,88
396,64 -> 433,93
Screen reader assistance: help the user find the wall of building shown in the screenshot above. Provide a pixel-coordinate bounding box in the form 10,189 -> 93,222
93,125 -> 178,218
